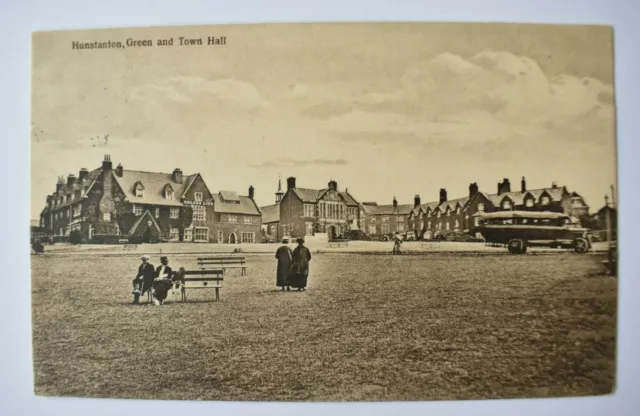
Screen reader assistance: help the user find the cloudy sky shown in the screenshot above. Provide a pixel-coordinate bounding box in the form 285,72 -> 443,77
31,23 -> 616,218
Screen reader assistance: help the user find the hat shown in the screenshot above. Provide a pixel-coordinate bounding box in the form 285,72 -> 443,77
296,237 -> 305,244
140,255 -> 150,260
160,256 -> 168,262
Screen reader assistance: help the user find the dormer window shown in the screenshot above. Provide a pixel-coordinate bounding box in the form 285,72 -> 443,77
134,181 -> 145,198
165,190 -> 174,200
455,206 -> 461,214
525,198 -> 534,207
503,200 -> 512,210
541,196 -> 550,205
477,203 -> 485,212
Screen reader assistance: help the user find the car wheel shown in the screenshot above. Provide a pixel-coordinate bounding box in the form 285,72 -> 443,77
574,238 -> 589,254
508,238 -> 525,255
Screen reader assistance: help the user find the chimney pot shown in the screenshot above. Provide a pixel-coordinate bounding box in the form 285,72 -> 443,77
287,177 -> 296,190
521,176 -> 526,193
102,155 -> 113,171
115,164 -> 124,177
172,168 -> 183,184
439,188 -> 447,203
414,194 -> 421,207
248,186 -> 255,199
66,174 -> 76,186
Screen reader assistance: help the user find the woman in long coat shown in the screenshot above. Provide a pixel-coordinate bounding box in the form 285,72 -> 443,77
290,237 -> 312,291
275,240 -> 293,291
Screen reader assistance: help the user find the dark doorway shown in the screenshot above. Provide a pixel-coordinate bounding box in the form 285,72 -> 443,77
142,228 -> 151,243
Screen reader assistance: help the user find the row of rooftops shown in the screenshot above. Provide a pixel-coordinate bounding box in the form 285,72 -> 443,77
41,155 -> 261,216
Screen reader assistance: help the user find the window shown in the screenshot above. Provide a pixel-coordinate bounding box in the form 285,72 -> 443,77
381,224 -> 390,234
427,221 -> 431,228
525,198 -> 534,207
194,227 -> 209,242
244,216 -> 252,225
477,203 -> 485,212
103,212 -> 111,222
73,204 -> 82,217
241,232 -> 255,243
194,192 -> 203,201
133,205 -> 143,216
368,225 -> 376,235
135,187 -> 144,197
382,216 -> 389,223
397,222 -> 405,232
541,196 -> 550,205
217,230 -> 224,243
228,215 -> 237,223
446,209 -> 451,217
456,207 -> 461,214
165,190 -> 173,200
437,211 -> 441,218
155,207 -> 160,218
171,207 -> 181,219
396,216 -> 402,223
169,227 -> 179,241
115,224 -> 120,235
474,217 -> 480,226
304,204 -> 315,218
454,219 -> 460,229
503,200 -> 511,209
370,216 -> 376,224
446,222 -> 450,231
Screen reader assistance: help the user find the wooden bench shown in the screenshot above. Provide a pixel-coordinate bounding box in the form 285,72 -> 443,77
328,240 -> 349,248
176,269 -> 224,302
197,256 -> 248,276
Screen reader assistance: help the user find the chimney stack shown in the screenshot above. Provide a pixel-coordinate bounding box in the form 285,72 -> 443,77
56,176 -> 64,192
414,194 -> 421,208
287,177 -> 296,190
393,197 -> 398,209
115,163 -> 124,178
498,178 -> 511,195
78,168 -> 89,181
66,174 -> 76,187
521,176 -> 526,193
102,154 -> 112,171
469,183 -> 479,199
439,188 -> 447,204
248,185 -> 255,199
172,168 -> 183,184
551,181 -> 558,189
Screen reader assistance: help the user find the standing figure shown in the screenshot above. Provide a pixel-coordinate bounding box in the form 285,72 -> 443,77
132,255 -> 156,304
152,256 -> 173,305
275,239 -> 293,291
290,237 -> 312,291
392,232 -> 403,255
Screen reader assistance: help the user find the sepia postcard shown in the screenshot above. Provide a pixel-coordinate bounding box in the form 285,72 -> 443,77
30,22 -> 618,402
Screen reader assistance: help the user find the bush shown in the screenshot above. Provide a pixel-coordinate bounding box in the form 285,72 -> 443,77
69,230 -> 83,245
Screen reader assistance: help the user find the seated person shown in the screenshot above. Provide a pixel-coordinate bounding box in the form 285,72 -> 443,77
152,256 -> 173,306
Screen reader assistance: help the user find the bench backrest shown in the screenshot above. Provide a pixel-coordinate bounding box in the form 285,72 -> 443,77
198,257 -> 246,266
179,269 -> 223,288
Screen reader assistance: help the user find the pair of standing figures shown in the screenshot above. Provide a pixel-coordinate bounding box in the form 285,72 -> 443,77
275,237 -> 312,291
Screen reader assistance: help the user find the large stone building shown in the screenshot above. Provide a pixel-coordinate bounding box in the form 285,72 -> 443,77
276,177 -> 362,239
362,198 -> 414,238
39,155 -> 261,243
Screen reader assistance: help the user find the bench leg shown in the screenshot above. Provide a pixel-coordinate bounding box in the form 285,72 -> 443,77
215,287 -> 220,302
181,286 -> 185,302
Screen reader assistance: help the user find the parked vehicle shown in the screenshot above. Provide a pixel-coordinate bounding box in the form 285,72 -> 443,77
474,211 -> 591,254
344,230 -> 371,241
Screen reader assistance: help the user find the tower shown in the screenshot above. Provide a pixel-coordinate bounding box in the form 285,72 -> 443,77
275,175 -> 284,203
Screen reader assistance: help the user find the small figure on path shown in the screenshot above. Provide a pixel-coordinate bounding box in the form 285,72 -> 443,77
152,256 -> 173,305
31,240 -> 45,254
392,232 -> 403,255
131,255 -> 155,304
275,239 -> 293,291
290,237 -> 312,291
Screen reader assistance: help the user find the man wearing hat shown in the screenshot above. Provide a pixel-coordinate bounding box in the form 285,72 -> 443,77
132,255 -> 156,304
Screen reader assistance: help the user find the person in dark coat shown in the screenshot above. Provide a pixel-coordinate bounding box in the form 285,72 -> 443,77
275,239 -> 293,291
132,255 -> 155,304
290,237 -> 312,291
152,256 -> 173,305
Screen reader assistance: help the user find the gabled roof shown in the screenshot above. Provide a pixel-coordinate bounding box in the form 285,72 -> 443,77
292,188 -> 323,203
260,203 -> 280,223
212,193 -> 260,215
370,204 -> 414,215
129,209 -> 162,234
435,197 -> 469,213
112,170 -> 197,207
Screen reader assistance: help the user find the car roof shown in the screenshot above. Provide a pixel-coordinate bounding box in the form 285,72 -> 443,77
472,210 -> 570,219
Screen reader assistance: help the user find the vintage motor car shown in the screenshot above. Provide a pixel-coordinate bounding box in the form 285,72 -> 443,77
473,211 -> 591,254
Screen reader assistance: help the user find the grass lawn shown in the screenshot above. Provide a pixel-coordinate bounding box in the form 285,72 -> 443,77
31,252 -> 616,401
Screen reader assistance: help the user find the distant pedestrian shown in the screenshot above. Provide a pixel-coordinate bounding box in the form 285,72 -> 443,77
152,256 -> 173,305
392,232 -> 403,255
132,255 -> 155,304
290,237 -> 312,291
275,239 -> 293,291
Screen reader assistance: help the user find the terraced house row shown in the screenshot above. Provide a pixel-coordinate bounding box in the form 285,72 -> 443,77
39,155 -> 261,244
370,177 -> 589,240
